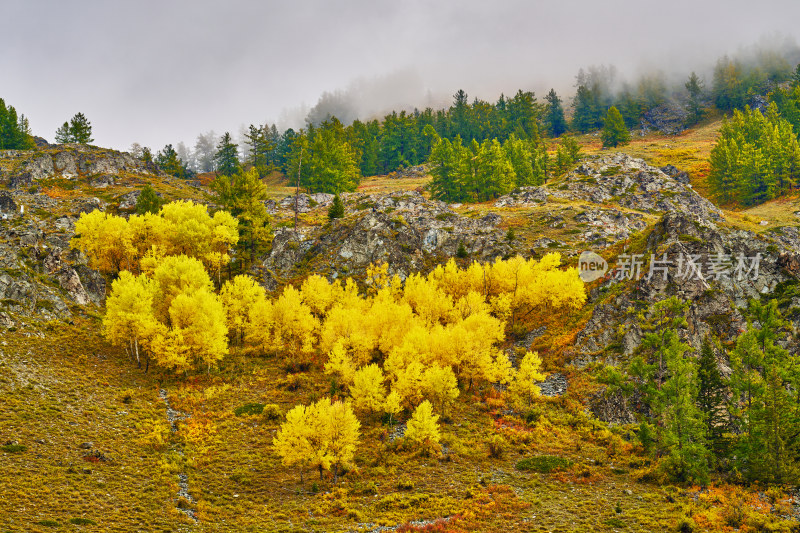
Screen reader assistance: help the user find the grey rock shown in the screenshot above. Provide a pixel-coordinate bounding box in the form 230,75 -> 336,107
0,192 -> 17,214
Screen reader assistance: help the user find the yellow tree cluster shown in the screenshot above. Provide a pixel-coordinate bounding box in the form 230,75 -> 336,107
71,200 -> 238,280
239,255 -> 583,424
77,201 -> 241,373
103,255 -> 228,373
273,398 -> 360,483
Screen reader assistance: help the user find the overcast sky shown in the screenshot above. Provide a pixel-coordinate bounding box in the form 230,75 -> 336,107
4,0 -> 800,152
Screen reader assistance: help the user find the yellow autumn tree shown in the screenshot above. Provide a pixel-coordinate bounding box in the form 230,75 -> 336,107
103,271 -> 161,370
273,404 -> 315,483
244,297 -> 274,354
508,351 -> 545,407
151,255 -> 214,322
421,364 -> 459,415
158,200 -> 239,266
324,400 -> 361,483
167,289 -> 228,372
404,400 -> 441,454
71,210 -> 135,274
391,360 -> 425,408
300,274 -> 342,317
350,364 -> 387,414
220,275 -> 266,343
324,340 -> 357,385
384,389 -> 403,425
274,398 -> 360,483
401,273 -> 456,326
271,285 -> 319,357
71,201 -> 239,277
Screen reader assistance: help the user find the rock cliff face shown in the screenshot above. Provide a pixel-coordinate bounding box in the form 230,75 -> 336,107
260,191 -> 512,287
495,154 -> 722,222
0,200 -> 106,325
0,144 -> 163,189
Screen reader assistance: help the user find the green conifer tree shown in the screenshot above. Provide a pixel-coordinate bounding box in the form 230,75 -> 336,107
601,106 -> 631,148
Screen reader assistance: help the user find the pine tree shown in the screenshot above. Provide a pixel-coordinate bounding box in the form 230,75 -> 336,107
428,135 -> 469,202
572,84 -> 603,133
712,56 -> 746,111
685,72 -> 705,126
601,106 -> 631,148
57,112 -> 93,144
730,299 -> 800,483
328,194 -> 345,219
54,121 -> 71,144
632,298 -> 709,484
507,90 -> 540,141
708,104 -> 800,206
214,132 -> 241,176
156,144 -> 186,178
544,89 -> 567,137
696,337 -> 727,456
135,185 -> 163,215
0,98 -> 34,149
244,124 -> 271,176
657,340 -> 709,485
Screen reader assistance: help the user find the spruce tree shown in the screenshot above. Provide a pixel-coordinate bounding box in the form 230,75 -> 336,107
0,98 -> 34,149
328,194 -> 344,219
54,121 -> 72,144
730,299 -> 800,483
244,124 -> 271,176
631,298 -> 709,484
696,337 -> 727,458
68,112 -> 93,144
544,89 -> 567,137
155,144 -> 186,178
135,185 -> 164,215
685,72 -> 705,126
214,132 -> 241,176
572,84 -> 603,132
601,106 -> 630,148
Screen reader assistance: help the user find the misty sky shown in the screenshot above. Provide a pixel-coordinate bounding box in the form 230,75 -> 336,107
4,0 -> 800,152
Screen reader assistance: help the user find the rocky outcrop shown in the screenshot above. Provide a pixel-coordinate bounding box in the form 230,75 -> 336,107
569,154 -> 723,221
0,190 -> 106,323
494,154 -> 720,222
260,191 -> 513,285
1,145 -> 164,189
639,102 -> 688,135
573,211 -> 800,367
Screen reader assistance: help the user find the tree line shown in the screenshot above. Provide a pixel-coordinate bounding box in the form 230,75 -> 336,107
602,297 -> 799,486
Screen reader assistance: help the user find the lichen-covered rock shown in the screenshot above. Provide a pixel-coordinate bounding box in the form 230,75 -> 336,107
261,191 -> 513,283
573,211 -> 800,366
2,145 -> 164,189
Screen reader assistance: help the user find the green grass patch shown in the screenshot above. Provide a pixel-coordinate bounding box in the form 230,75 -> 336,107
69,517 -> 97,525
1,444 -> 27,453
234,402 -> 265,417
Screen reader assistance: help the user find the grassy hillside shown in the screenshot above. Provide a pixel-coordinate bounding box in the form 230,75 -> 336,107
4,122 -> 800,532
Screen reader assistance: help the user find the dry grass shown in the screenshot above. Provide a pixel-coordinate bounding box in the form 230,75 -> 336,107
1,315 -> 791,532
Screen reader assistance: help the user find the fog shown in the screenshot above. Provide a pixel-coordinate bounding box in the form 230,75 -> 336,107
3,0 -> 800,152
